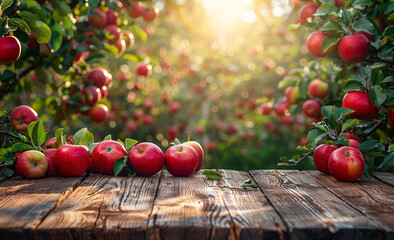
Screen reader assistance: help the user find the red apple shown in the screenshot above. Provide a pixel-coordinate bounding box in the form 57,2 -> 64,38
299,137 -> 308,146
299,1 -> 318,24
89,104 -> 109,123
129,142 -> 165,176
165,144 -> 198,177
342,91 -> 379,120
285,87 -> 301,104
280,115 -> 293,125
87,67 -> 110,88
354,31 -> 374,41
142,5 -> 159,22
92,140 -> 127,175
106,25 -> 121,43
88,8 -> 107,29
338,35 -> 370,63
307,32 -> 336,58
334,0 -> 345,7
81,85 -> 102,106
105,9 -> 119,25
342,133 -> 360,142
115,39 -> 126,54
123,30 -> 135,48
100,86 -> 109,98
328,146 -> 365,181
27,33 -> 38,49
127,2 -> 144,18
308,79 -> 329,99
167,126 -> 178,142
0,36 -> 22,63
227,124 -> 238,134
302,100 -> 321,118
142,115 -> 153,125
10,105 -> 38,132
44,137 -> 56,150
135,63 -> 152,77
314,144 -> 338,174
169,101 -> 181,113
184,135 -> 204,172
16,150 -> 48,178
274,102 -> 290,117
206,141 -> 216,152
55,145 -> 90,176
44,149 -> 59,176
261,103 -> 272,115
388,106 -> 394,126
126,121 -> 138,133
347,139 -> 361,149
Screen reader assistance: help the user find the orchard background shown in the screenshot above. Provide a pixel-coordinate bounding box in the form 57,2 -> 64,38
0,0 -> 393,177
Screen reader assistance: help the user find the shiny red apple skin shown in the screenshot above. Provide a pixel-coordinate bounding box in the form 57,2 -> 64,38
338,35 -> 370,63
388,106 -> 394,126
285,87 -> 301,104
88,67 -> 110,88
142,6 -> 159,22
10,105 -> 39,132
261,103 -> 271,115
127,2 -> 144,18
308,79 -> 329,99
44,137 -> 57,150
328,147 -> 365,182
81,85 -> 102,106
342,91 -> 379,120
165,144 -> 198,177
347,139 -> 361,149
44,149 -> 59,176
92,140 -> 127,175
302,100 -> 321,118
307,32 -> 336,58
299,1 -> 318,24
89,104 -> 109,123
274,102 -> 289,117
106,25 -> 121,43
88,8 -> 107,29
123,30 -> 135,48
105,9 -> 119,25
135,63 -> 152,77
0,36 -> 22,63
16,150 -> 48,178
55,145 -> 90,177
343,133 -> 360,142
314,144 -> 338,174
184,141 -> 204,172
129,142 -> 165,176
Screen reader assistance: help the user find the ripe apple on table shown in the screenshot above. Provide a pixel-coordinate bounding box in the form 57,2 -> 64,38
184,133 -> 204,172
92,140 -> 127,175
165,144 -> 199,177
55,145 -> 90,177
128,142 -> 165,176
16,150 -> 48,178
328,147 -> 365,182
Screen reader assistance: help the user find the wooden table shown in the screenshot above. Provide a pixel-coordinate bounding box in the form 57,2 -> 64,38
0,170 -> 393,240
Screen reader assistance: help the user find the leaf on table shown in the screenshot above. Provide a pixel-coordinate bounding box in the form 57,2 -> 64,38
202,170 -> 222,180
242,179 -> 257,188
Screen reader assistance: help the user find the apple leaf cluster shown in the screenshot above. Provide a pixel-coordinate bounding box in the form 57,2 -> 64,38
278,0 -> 394,177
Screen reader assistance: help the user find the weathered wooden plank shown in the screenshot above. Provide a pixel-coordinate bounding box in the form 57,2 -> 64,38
147,170 -> 234,240
307,171 -> 394,239
0,174 -> 8,183
0,175 -> 86,240
373,172 -> 394,187
219,169 -> 286,240
35,173 -> 161,240
250,170 -> 385,240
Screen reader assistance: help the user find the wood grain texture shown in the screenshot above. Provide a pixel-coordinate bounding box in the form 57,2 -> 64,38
0,176 -> 86,240
373,172 -> 394,187
219,169 -> 286,240
250,170 -> 384,240
147,170 -> 234,240
307,171 -> 394,239
35,173 -> 161,240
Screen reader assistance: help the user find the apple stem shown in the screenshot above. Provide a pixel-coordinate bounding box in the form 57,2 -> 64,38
187,131 -> 191,142
137,147 -> 145,153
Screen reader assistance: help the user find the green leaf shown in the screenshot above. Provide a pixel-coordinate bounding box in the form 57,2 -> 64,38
342,9 -> 352,26
343,81 -> 364,92
49,24 -> 63,52
307,129 -> 328,147
363,158 -> 373,179
202,170 -> 222,180
104,43 -> 119,56
28,120 -> 47,148
85,53 -> 105,64
117,139 -> 125,148
174,138 -> 181,145
114,157 -> 126,177
321,33 -> 341,53
104,135 -> 112,141
11,142 -> 33,153
312,122 -> 329,132
315,4 -> 337,16
0,166 -> 14,177
341,119 -> 360,132
369,85 -> 386,107
30,20 -> 51,44
55,0 -> 72,16
8,18 -> 31,34
127,169 -> 136,177
122,54 -> 139,62
333,139 -> 349,146
358,140 -> 380,152
131,25 -> 147,41
346,75 -> 366,87
382,26 -> 394,37
125,138 -> 138,152
88,0 -> 100,10
389,144 -> 394,152
73,128 -> 94,146
351,18 -> 374,35
376,152 -> 393,169
352,0 -> 374,7
334,107 -> 355,120
320,21 -> 344,32
361,66 -> 371,79
381,76 -> 394,84
241,179 -> 257,188
53,128 -> 64,149
321,105 -> 336,118
88,142 -> 99,155
371,70 -> 384,85
0,0 -> 13,10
